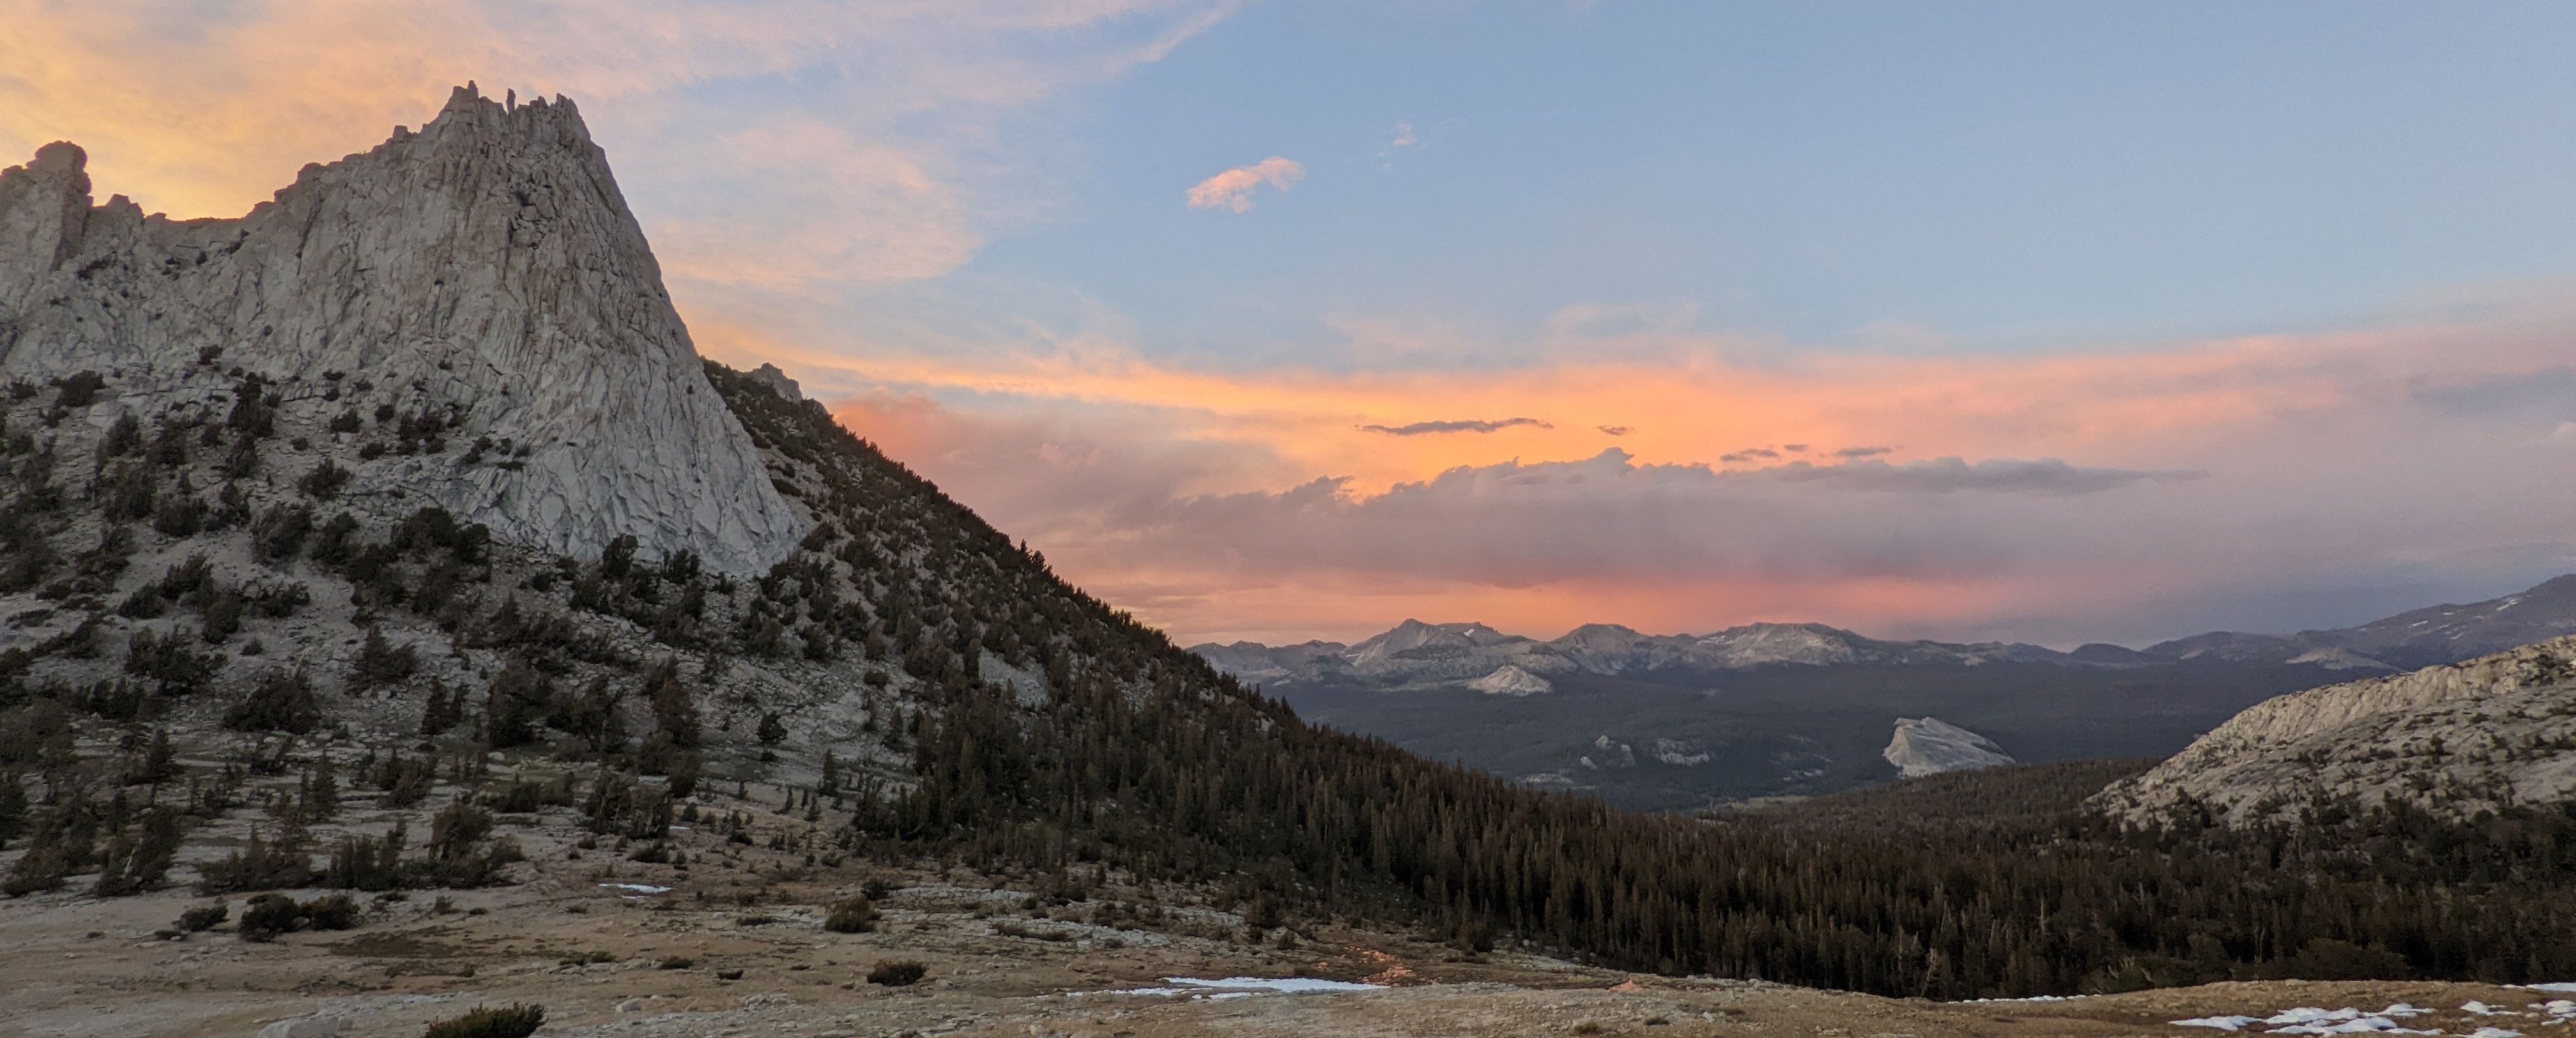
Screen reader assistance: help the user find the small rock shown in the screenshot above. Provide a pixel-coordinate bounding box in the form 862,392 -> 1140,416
617,999 -> 643,1013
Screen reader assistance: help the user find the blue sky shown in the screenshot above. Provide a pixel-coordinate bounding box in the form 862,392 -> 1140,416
956,1 -> 2576,362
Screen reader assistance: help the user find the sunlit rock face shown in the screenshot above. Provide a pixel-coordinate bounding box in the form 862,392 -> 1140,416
1467,664 -> 1554,696
1882,717 -> 2015,779
2098,636 -> 2576,825
0,84 -> 804,572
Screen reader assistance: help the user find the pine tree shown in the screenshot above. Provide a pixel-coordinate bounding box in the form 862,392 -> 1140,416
353,625 -> 417,691
647,660 -> 700,749
0,774 -> 26,844
135,728 -> 176,786
419,678 -> 464,737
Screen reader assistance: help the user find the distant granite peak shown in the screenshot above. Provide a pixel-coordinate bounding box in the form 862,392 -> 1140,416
1882,717 -> 2015,778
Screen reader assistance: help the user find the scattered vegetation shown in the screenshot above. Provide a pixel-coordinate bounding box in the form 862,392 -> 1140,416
823,895 -> 877,934
866,959 -> 926,987
175,901 -> 229,933
420,1004 -> 545,1038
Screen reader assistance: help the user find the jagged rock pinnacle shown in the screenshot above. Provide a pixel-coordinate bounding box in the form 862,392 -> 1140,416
0,86 -> 807,572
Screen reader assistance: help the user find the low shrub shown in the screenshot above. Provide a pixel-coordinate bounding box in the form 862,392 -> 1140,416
223,668 -> 319,734
236,892 -> 362,940
238,892 -> 301,942
823,896 -> 877,934
867,959 -> 926,987
302,892 -> 362,931
420,1003 -> 545,1038
176,901 -> 228,932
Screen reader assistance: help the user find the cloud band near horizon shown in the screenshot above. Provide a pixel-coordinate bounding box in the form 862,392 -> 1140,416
726,290 -> 2576,648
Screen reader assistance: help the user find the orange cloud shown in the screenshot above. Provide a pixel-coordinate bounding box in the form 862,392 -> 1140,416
706,298 -> 2568,500
695,291 -> 2576,646
1187,156 -> 1305,212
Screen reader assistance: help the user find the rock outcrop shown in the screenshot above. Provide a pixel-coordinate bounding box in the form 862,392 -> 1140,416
747,362 -> 805,402
0,84 -> 803,572
1882,717 -> 2015,778
2097,636 -> 2576,825
1465,664 -> 1553,696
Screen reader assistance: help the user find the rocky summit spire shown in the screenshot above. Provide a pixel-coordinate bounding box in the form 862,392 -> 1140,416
0,84 -> 805,572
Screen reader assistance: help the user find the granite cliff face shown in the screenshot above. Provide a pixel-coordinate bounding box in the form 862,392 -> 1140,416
2097,636 -> 2576,825
1466,664 -> 1554,696
1882,717 -> 2016,778
0,84 -> 802,572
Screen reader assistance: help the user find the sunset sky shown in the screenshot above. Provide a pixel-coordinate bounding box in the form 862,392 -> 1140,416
6,1 -> 2574,646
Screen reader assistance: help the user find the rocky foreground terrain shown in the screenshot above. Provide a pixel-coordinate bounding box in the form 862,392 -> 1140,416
3,761 -> 2566,1038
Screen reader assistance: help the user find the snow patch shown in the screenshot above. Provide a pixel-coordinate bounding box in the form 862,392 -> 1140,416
1170,977 -> 1384,993
2172,1004 -> 2465,1036
1075,977 -> 1386,999
1648,738 -> 1712,767
2286,647 -> 2399,671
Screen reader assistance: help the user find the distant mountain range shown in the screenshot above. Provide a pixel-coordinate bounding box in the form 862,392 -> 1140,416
1192,576 -> 2576,810
1192,574 -> 2576,690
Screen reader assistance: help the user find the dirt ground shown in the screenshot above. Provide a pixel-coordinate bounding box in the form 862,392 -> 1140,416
3,763 -> 2563,1038
3,867 -> 2558,1038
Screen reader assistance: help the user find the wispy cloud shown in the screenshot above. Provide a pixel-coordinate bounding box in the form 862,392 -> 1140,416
1598,425 -> 1633,436
1360,417 -> 1552,436
1390,121 -> 1418,148
0,0 -> 1242,289
1186,156 -> 1305,212
1835,445 -> 1894,458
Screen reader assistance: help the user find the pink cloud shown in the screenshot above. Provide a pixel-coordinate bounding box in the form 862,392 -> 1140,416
772,287 -> 2576,646
1186,156 -> 1305,212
